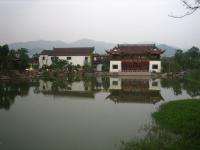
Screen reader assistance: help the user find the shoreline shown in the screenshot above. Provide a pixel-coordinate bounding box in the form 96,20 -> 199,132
0,69 -> 191,81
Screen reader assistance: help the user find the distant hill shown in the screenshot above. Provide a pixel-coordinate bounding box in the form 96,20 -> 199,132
157,44 -> 178,57
9,39 -> 115,55
9,40 -> 68,55
9,39 -> 178,57
69,38 -> 115,53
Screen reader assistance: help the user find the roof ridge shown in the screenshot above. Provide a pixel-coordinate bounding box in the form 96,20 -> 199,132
53,47 -> 94,49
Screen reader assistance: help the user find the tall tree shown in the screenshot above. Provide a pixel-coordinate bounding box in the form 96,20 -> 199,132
0,44 -> 9,70
32,53 -> 39,60
8,50 -> 17,70
17,48 -> 29,70
1,44 -> 9,56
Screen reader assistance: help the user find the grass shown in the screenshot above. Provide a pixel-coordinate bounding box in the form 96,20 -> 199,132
185,70 -> 200,84
120,99 -> 200,150
153,99 -> 200,149
185,77 -> 200,84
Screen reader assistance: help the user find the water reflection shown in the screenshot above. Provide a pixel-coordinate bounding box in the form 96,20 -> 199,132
0,80 -> 38,110
38,77 -> 95,98
38,77 -> 163,104
107,78 -> 163,104
0,77 -> 200,150
161,78 -> 200,97
1,77 -> 200,110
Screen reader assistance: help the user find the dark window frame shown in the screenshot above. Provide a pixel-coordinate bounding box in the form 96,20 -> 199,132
112,81 -> 118,86
152,64 -> 158,69
112,65 -> 118,69
67,57 -> 71,60
152,82 -> 158,87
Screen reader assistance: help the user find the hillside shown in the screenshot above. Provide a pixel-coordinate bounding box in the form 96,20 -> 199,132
157,44 -> 178,57
9,39 -> 177,57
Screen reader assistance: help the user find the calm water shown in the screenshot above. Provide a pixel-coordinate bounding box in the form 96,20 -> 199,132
0,77 -> 200,150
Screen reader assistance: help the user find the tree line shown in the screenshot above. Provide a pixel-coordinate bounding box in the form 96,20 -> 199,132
162,46 -> 200,73
0,44 -> 29,71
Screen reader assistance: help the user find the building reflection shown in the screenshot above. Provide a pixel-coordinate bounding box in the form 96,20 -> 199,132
106,77 -> 163,104
1,77 -> 200,110
2,76 -> 200,110
38,79 -> 95,98
38,77 -> 163,104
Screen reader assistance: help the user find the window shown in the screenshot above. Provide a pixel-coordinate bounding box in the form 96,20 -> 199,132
152,64 -> 158,69
112,65 -> 118,69
67,57 -> 71,60
42,56 -> 45,60
152,82 -> 158,87
85,57 -> 88,60
51,57 -> 57,61
112,81 -> 118,86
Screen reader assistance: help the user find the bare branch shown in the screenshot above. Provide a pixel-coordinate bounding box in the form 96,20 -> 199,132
169,8 -> 198,18
169,0 -> 200,18
182,0 -> 195,9
182,0 -> 200,9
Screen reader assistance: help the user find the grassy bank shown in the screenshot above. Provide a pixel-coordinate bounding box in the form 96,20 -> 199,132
120,99 -> 200,150
185,70 -> 200,84
185,77 -> 200,84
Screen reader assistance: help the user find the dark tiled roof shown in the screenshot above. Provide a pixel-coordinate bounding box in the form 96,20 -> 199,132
52,47 -> 94,56
117,44 -> 156,50
107,44 -> 163,55
40,47 -> 94,56
40,50 -> 52,55
108,50 -> 162,55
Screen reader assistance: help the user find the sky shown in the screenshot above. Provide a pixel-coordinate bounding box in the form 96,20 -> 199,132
0,0 -> 200,49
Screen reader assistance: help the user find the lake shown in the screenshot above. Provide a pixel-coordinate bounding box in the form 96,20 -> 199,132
0,76 -> 200,150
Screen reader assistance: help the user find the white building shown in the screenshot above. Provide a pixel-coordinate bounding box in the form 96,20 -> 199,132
39,47 -> 95,68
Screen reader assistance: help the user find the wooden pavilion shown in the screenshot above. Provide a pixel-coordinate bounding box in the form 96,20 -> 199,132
107,44 -> 165,73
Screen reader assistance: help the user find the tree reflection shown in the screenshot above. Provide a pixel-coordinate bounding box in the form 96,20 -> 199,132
161,78 -> 183,95
161,78 -> 200,97
0,81 -> 31,110
2,77 -> 200,110
182,80 -> 200,97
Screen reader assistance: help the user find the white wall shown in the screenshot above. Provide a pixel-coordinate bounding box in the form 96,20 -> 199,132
39,80 -> 53,91
39,55 -> 91,68
39,55 -> 52,68
58,56 -> 91,66
110,61 -> 121,72
149,79 -> 161,91
71,81 -> 86,91
149,61 -> 161,73
39,80 -> 88,92
96,64 -> 102,72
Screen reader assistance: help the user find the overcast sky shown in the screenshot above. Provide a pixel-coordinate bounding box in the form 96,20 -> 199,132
0,0 -> 199,49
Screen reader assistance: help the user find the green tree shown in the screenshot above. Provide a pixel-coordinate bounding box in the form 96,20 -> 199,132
185,47 -> 200,69
1,44 -> 9,56
8,49 -> 17,70
17,48 -> 29,70
102,57 -> 110,72
0,44 -> 9,70
32,53 -> 39,60
51,57 -> 68,70
174,49 -> 183,64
